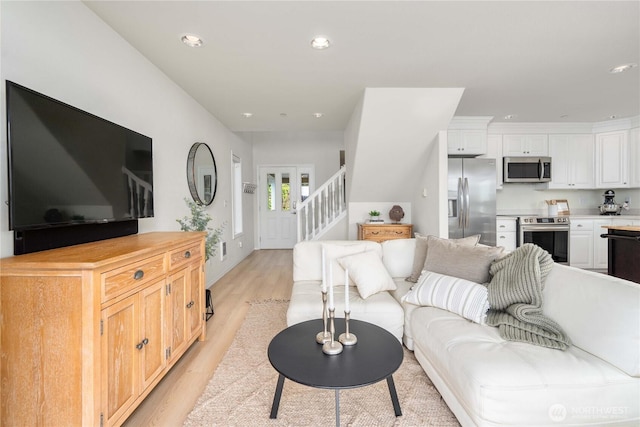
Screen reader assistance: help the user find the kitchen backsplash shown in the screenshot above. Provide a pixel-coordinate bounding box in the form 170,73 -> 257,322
496,184 -> 640,216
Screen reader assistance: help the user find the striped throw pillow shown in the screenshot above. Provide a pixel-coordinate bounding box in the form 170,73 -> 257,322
402,271 -> 490,324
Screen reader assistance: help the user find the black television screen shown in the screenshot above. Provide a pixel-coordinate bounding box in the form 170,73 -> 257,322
6,81 -> 154,232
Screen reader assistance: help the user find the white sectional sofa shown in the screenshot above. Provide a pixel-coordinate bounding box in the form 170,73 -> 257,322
286,238 -> 640,426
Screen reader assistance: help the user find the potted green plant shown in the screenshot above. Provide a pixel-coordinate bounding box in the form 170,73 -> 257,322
177,198 -> 224,261
368,210 -> 382,222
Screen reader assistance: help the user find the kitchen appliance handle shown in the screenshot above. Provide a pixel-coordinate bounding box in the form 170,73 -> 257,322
521,225 -> 570,232
463,178 -> 470,229
600,233 -> 640,242
457,177 -> 463,228
538,159 -> 543,181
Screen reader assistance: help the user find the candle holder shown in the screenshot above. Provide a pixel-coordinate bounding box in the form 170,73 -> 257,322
322,308 -> 343,355
316,291 -> 331,344
339,311 -> 358,346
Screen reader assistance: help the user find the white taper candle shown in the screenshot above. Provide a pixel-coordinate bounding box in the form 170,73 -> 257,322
344,268 -> 350,312
328,262 -> 334,309
321,248 -> 327,293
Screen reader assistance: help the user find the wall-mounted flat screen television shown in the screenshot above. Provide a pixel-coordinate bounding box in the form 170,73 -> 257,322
6,81 -> 154,238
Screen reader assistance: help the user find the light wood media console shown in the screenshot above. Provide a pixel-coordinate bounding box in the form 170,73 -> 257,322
0,232 -> 207,426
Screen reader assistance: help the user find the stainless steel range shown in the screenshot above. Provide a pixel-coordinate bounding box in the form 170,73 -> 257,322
517,216 -> 570,265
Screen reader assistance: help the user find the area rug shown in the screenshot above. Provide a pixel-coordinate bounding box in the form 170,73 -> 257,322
184,300 -> 460,426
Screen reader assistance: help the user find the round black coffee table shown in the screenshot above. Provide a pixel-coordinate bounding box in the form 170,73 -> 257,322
268,318 -> 403,426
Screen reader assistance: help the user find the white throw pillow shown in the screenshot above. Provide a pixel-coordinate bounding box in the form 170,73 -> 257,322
337,251 -> 397,299
402,271 -> 490,324
321,242 -> 369,286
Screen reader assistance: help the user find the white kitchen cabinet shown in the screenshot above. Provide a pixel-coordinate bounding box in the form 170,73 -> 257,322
448,129 -> 487,156
570,219 -> 594,268
595,130 -> 628,188
629,128 -> 640,188
496,218 -> 516,251
547,134 -> 594,189
481,134 -> 503,189
502,134 -> 548,156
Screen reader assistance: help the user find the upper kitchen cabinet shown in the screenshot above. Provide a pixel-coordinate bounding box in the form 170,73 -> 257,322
595,130 -> 628,188
502,134 -> 548,156
546,134 -> 594,189
447,130 -> 488,155
447,116 -> 493,156
630,128 -> 640,188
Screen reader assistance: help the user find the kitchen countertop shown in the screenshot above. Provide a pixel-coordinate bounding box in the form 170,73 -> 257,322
602,225 -> 640,232
497,215 -> 640,221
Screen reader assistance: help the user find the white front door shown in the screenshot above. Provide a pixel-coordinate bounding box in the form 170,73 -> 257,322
259,166 -> 298,249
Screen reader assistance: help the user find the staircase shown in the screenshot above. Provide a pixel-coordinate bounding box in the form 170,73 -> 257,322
296,166 -> 346,241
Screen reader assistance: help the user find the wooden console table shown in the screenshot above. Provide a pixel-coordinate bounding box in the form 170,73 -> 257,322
358,223 -> 413,243
0,232 -> 206,427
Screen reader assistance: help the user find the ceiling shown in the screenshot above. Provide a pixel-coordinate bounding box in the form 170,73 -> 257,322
84,1 -> 639,132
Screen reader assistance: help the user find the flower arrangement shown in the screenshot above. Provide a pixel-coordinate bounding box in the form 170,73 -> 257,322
176,198 -> 224,261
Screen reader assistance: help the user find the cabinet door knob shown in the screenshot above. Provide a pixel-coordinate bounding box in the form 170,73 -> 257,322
186,300 -> 195,308
184,251 -> 191,259
133,270 -> 144,280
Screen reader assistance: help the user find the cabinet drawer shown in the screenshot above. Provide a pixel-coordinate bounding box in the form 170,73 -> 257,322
360,224 -> 412,242
496,219 -> 516,232
362,227 -> 410,238
571,220 -> 594,231
496,232 -> 517,251
102,254 -> 166,301
169,243 -> 203,270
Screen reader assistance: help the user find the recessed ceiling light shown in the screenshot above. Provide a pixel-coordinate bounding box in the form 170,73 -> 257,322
181,34 -> 203,48
504,114 -> 517,120
608,115 -> 617,120
313,113 -> 324,118
310,36 -> 330,50
609,63 -> 637,74
241,113 -> 253,118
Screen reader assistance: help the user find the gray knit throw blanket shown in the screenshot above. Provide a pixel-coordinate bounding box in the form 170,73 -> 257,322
486,243 -> 571,350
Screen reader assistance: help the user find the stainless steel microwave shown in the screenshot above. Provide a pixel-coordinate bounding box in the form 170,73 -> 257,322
503,157 -> 552,183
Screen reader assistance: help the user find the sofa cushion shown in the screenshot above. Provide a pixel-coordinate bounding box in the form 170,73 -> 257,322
402,271 -> 489,324
406,234 -> 480,282
542,264 -> 640,377
293,240 -> 381,282
337,250 -> 396,299
411,306 -> 640,426
423,237 -> 504,283
381,238 -> 416,278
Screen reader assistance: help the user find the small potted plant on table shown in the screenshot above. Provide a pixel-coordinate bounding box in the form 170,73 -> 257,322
368,210 -> 383,223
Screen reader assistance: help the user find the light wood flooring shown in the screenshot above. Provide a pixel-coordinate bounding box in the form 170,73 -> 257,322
122,249 -> 293,427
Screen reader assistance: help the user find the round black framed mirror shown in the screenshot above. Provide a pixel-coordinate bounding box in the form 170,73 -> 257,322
186,142 -> 217,206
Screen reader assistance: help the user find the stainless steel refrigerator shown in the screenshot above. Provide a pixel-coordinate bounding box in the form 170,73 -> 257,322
448,158 -> 496,246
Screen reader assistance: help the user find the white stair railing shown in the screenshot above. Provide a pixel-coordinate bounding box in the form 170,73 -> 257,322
296,166 -> 347,242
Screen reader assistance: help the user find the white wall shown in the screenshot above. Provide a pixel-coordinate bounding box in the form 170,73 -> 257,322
241,130 -> 344,184
0,1 -> 254,285
411,131 -> 449,237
